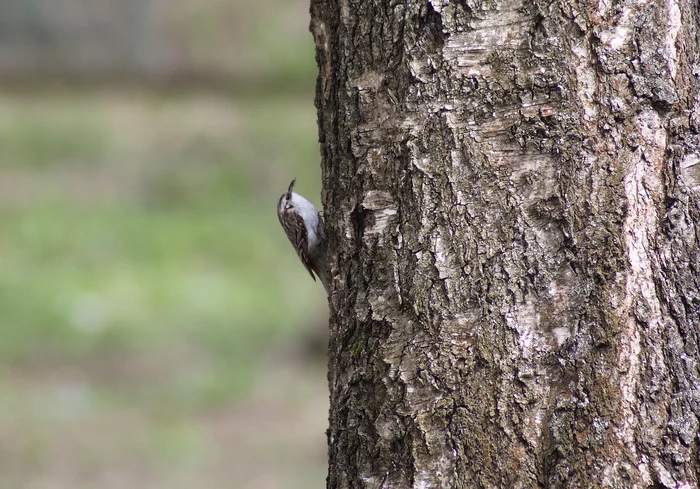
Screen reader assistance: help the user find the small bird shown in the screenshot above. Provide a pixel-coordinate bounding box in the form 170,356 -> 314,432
277,179 -> 329,294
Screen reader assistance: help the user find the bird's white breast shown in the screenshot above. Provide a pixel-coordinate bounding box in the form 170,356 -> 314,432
291,192 -> 321,247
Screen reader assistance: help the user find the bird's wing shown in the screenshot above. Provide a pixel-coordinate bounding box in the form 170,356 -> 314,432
285,212 -> 317,281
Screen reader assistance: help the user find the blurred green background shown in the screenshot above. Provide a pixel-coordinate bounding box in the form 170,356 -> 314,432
0,1 -> 328,488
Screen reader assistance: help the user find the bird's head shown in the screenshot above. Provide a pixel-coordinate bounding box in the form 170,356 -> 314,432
278,178 -> 297,216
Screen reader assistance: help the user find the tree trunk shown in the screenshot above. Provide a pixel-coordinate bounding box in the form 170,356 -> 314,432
310,0 -> 700,487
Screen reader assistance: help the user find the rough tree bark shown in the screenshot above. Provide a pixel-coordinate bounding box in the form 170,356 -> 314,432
310,0 -> 700,487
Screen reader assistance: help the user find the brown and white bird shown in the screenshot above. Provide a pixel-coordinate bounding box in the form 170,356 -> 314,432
277,179 -> 329,294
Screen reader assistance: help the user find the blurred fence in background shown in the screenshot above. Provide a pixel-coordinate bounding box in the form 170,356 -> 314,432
0,0 -> 162,75
0,0 -> 313,89
0,2 -> 327,489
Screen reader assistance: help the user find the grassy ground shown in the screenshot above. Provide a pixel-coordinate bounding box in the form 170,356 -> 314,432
0,89 -> 329,488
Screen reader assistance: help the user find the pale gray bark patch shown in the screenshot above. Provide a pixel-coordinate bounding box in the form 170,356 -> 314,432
311,0 -> 700,487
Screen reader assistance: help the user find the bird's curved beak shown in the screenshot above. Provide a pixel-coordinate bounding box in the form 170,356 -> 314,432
286,178 -> 296,199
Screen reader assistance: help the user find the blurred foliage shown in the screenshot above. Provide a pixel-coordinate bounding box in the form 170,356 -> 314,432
0,91 -> 325,405
0,91 -> 327,489
0,0 -> 328,487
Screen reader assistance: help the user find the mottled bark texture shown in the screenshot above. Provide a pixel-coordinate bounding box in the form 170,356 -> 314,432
310,0 -> 700,487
